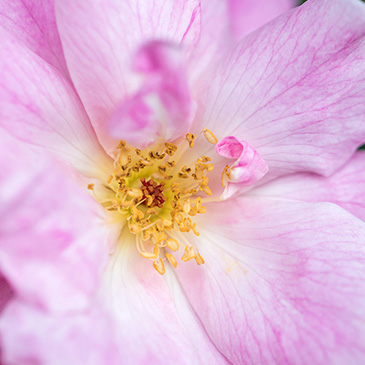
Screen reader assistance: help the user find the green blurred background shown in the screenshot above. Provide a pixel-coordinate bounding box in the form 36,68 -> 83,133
296,0 -> 365,150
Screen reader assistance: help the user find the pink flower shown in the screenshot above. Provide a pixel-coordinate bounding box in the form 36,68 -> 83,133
1,0 -> 365,364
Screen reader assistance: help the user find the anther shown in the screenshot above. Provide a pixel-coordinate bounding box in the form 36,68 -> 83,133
153,258 -> 166,275
129,224 -> 141,234
181,246 -> 197,262
221,165 -> 230,187
166,239 -> 179,251
186,133 -> 195,148
140,250 -> 158,259
166,253 -> 177,268
195,253 -> 205,265
117,140 -> 126,149
183,200 -> 191,214
202,128 -> 218,144
127,188 -> 143,198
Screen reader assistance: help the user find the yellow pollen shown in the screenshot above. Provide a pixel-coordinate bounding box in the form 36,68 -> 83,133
186,133 -> 195,148
202,128 -> 218,144
221,165 -> 231,187
90,129 -> 220,275
166,238 -> 179,251
195,253 -> 205,265
181,245 -> 197,262
166,253 -> 177,268
153,258 -> 165,275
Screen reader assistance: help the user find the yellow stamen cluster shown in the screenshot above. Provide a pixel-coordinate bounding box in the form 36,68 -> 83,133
92,129 -> 218,275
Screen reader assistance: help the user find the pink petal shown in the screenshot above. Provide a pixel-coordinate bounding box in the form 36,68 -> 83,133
98,238 -> 228,364
0,30 -> 112,178
55,0 -> 201,153
199,0 -> 365,180
189,0 -> 295,85
109,41 -> 194,147
177,198 -> 365,364
1,238 -> 228,364
0,301 -> 122,365
228,0 -> 295,41
251,151 -> 365,222
188,0 -> 232,85
0,0 -> 69,79
0,277 -> 13,313
0,133 -> 111,312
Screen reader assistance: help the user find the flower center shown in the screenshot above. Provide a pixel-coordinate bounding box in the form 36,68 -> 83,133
89,129 -> 218,275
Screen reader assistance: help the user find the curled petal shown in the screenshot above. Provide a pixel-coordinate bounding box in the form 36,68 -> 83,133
216,136 -> 268,197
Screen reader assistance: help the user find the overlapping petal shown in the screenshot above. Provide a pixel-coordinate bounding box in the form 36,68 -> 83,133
55,0 -> 201,152
0,133 -> 112,312
0,277 -> 12,313
99,236 -> 227,364
0,30 -> 112,178
199,0 -> 365,179
189,0 -> 295,85
250,151 -> 365,222
0,301 -> 121,365
176,198 -> 365,364
0,0 -> 69,78
228,0 -> 294,41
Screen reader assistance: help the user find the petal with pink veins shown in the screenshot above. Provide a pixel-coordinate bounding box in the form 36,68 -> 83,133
250,151 -> 365,222
55,0 -> 201,153
109,41 -> 194,147
0,133 -> 113,312
199,0 -> 365,180
189,0 -> 295,86
177,198 -> 365,364
0,30 -> 112,179
0,0 -> 69,79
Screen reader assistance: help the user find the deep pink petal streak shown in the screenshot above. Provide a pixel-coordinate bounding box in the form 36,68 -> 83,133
0,0 -> 69,79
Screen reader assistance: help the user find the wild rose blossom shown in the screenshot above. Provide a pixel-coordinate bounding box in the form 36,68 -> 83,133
1,0 -> 365,364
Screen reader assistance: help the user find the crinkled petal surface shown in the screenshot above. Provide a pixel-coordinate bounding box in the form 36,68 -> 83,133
55,0 -> 201,152
0,133 -> 111,312
250,151 -> 365,222
199,0 -> 365,179
0,0 -> 69,78
0,30 -> 112,178
176,199 -> 365,364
